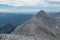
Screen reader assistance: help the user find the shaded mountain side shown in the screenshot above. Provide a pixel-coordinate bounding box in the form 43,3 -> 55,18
0,13 -> 33,27
12,10 -> 60,40
0,22 -> 18,34
0,13 -> 34,34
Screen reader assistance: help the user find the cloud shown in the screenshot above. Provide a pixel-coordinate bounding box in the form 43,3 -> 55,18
46,0 -> 60,2
0,0 -> 60,12
0,0 -> 48,6
0,8 -> 41,12
14,9 -> 40,12
45,0 -> 60,7
0,0 -> 60,7
0,9 -> 9,12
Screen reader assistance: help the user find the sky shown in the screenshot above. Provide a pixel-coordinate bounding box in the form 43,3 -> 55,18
0,0 -> 60,12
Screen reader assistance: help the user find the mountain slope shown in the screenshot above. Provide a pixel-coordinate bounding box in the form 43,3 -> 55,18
12,10 -> 60,40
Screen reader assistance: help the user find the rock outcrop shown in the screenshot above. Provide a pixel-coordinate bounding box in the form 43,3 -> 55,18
0,34 -> 59,40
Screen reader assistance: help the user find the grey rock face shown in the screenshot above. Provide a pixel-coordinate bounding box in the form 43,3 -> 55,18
1,34 -> 59,40
12,10 -> 60,40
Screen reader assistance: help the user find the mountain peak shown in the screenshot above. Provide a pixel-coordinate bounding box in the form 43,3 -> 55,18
37,10 -> 46,17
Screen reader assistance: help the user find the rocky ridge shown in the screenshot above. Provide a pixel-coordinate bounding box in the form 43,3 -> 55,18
11,10 -> 60,40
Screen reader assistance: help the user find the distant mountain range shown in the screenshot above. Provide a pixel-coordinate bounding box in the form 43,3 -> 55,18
0,22 -> 18,34
0,12 -> 34,34
0,13 -> 34,27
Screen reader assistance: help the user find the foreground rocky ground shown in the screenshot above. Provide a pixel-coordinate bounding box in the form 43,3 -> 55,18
0,34 -> 60,40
